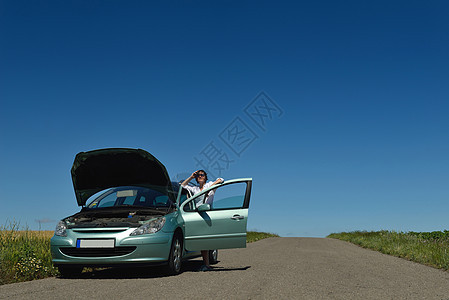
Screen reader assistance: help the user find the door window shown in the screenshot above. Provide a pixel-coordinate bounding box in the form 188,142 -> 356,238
210,182 -> 246,210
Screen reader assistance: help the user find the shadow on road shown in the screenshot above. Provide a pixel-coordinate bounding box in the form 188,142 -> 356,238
58,261 -> 251,280
182,261 -> 251,273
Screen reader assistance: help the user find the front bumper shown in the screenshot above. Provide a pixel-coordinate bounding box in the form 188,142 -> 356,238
51,228 -> 172,266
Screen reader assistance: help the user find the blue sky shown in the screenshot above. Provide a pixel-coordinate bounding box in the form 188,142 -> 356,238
0,1 -> 448,237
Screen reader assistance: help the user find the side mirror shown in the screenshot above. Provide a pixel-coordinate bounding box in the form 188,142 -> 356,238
197,204 -> 210,212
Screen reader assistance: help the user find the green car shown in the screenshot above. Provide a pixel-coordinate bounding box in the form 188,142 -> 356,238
50,148 -> 252,277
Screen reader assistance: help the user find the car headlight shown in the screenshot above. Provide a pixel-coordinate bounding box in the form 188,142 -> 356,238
130,217 -> 166,236
55,220 -> 67,237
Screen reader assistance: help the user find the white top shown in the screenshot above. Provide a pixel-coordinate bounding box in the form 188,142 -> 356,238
182,178 -> 224,206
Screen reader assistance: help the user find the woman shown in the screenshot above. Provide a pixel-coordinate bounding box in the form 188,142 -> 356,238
181,170 -> 224,271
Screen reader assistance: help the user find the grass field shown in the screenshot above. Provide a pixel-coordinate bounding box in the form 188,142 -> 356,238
247,231 -> 279,243
0,224 -> 57,285
0,223 -> 278,285
328,230 -> 449,271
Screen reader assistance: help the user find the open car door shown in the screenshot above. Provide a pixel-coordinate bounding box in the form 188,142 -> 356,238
179,178 -> 252,251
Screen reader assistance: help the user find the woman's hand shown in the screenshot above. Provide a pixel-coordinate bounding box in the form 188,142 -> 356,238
182,171 -> 198,186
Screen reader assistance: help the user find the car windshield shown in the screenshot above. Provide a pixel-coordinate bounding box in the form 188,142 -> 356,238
86,186 -> 173,209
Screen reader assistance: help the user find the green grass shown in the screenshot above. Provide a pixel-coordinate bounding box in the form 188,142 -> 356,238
327,230 -> 449,271
246,231 -> 279,243
0,222 -> 277,285
0,223 -> 58,285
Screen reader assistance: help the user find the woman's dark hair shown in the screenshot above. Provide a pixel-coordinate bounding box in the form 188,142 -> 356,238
195,170 -> 208,182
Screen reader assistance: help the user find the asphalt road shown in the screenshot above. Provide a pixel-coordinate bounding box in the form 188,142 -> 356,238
1,237 -> 449,299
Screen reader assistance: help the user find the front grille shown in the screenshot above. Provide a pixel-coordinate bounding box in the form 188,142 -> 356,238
60,247 -> 136,257
71,229 -> 128,234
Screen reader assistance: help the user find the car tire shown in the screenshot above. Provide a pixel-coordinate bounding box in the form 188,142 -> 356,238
57,265 -> 83,278
166,234 -> 183,275
208,249 -> 218,265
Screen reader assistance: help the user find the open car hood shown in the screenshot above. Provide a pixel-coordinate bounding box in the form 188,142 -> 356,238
71,148 -> 172,206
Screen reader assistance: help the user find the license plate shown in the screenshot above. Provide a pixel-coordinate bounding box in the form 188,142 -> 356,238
76,239 -> 115,248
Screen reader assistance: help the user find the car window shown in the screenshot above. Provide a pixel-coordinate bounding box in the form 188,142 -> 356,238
87,186 -> 173,209
179,194 -> 187,204
210,182 -> 246,210
180,187 -> 195,212
122,195 -> 138,205
96,196 -> 115,208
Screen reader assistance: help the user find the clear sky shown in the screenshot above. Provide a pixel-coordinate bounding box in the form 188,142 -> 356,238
1,1 -> 448,237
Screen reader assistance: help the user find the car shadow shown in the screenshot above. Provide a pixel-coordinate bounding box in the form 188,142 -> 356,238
182,260 -> 251,273
58,261 -> 251,280
58,265 -> 169,280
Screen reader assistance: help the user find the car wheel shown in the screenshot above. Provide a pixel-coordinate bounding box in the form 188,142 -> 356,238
208,249 -> 218,265
166,234 -> 183,275
57,265 -> 83,278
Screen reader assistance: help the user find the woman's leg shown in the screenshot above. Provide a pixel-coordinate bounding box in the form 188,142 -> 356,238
201,250 -> 210,266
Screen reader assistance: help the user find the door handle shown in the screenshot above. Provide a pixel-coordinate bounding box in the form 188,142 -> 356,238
231,214 -> 244,220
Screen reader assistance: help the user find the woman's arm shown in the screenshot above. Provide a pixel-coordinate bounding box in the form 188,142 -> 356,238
181,171 -> 198,186
210,178 -> 224,187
